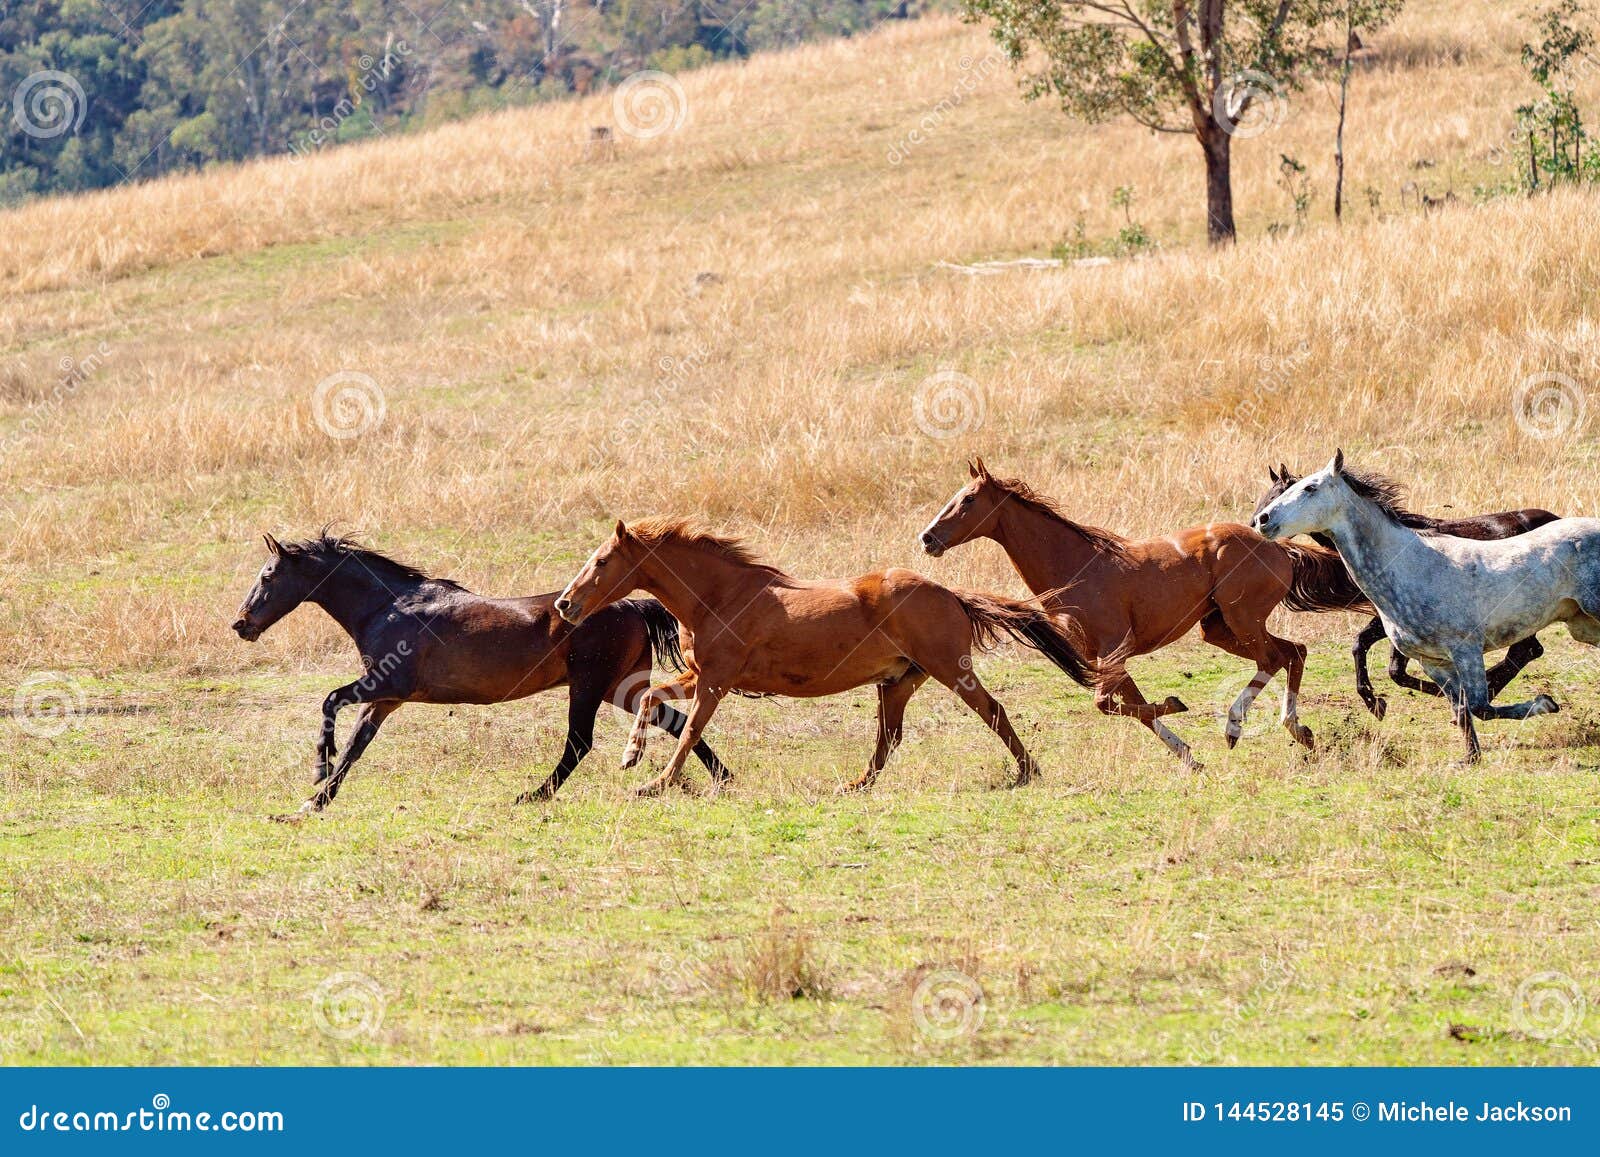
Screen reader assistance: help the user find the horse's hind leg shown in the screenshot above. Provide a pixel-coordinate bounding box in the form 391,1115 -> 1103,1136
1388,647 -> 1444,698
924,658 -> 1040,786
1486,635 -> 1546,700
842,669 -> 929,793
518,685 -> 606,803
1093,667 -> 1199,769
653,703 -> 733,786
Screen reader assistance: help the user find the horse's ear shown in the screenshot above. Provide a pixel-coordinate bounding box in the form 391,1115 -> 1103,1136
1267,464 -> 1280,482
614,519 -> 628,541
1279,463 -> 1289,479
263,533 -> 282,557
971,456 -> 989,479
1330,448 -> 1345,476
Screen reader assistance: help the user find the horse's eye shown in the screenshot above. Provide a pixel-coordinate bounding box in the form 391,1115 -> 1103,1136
595,558 -> 608,569
960,496 -> 974,507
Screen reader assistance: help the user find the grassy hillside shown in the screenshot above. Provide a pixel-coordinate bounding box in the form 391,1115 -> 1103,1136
3,3 -> 1600,1064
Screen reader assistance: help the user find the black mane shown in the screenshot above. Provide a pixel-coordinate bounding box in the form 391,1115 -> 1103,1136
280,532 -> 465,590
1338,468 -> 1434,529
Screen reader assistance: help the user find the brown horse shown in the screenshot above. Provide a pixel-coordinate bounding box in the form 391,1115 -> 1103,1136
232,533 -> 730,815
918,459 -> 1349,767
552,518 -> 1096,796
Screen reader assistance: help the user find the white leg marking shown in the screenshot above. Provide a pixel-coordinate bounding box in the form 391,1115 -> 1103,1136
1227,673 -> 1269,740
1153,721 -> 1197,767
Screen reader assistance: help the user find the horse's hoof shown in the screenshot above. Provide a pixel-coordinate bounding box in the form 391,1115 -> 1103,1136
1165,696 -> 1188,714
631,777 -> 676,799
1225,732 -> 1239,750
1536,694 -> 1560,714
1294,726 -> 1315,750
514,785 -> 556,805
1369,696 -> 1388,721
837,777 -> 873,795
620,751 -> 643,770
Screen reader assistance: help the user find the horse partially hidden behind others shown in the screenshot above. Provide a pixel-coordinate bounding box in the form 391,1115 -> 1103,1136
1254,451 -> 1593,762
1252,463 -> 1560,719
232,533 -> 730,816
552,518 -> 1097,796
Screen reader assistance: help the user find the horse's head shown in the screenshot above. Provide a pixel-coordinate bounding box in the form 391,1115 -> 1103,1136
919,457 -> 1008,557
1251,463 -> 1299,525
232,534 -> 320,641
1252,450 -> 1348,540
556,520 -> 643,625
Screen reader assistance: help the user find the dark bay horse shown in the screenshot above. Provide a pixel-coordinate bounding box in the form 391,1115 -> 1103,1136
918,459 -> 1352,767
1253,464 -> 1560,719
553,518 -> 1097,796
232,533 -> 729,815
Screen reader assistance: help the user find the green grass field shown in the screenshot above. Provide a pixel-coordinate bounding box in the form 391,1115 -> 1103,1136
6,635 -> 1599,1065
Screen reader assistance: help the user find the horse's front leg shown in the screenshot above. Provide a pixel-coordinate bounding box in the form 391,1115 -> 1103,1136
315,680 -> 368,784
620,675 -> 696,769
633,685 -> 725,798
1423,658 -> 1481,764
1352,616 -> 1389,719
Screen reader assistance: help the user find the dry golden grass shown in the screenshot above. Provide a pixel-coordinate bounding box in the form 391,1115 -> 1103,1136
1,0 -> 1597,678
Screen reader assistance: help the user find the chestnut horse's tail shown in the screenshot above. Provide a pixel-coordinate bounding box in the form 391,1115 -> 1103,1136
1279,542 -> 1373,614
624,598 -> 688,672
954,592 -> 1097,689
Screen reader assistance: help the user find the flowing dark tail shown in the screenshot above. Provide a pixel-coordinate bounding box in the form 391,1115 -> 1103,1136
625,598 -> 687,672
1279,542 -> 1373,614
955,591 -> 1096,689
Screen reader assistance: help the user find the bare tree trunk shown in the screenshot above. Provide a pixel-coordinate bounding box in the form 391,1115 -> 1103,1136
1334,21 -> 1354,223
1201,127 -> 1236,245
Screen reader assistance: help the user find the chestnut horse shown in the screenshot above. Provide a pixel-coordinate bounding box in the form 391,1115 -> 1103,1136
232,533 -> 730,815
1253,463 -> 1560,719
918,460 -> 1350,767
553,518 -> 1096,796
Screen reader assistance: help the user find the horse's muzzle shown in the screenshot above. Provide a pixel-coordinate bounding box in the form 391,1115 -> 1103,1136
920,531 -> 945,558
232,617 -> 261,642
554,597 -> 582,625
1251,515 -> 1276,539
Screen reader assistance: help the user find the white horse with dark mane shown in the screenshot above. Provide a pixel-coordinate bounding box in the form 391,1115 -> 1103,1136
1253,450 -> 1599,760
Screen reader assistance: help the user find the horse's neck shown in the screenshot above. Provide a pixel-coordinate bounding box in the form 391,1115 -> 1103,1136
308,566 -> 401,642
992,501 -> 1113,593
638,545 -> 766,632
1322,498 -> 1428,612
